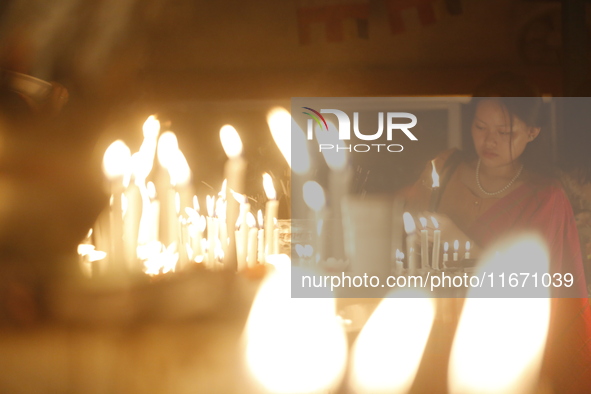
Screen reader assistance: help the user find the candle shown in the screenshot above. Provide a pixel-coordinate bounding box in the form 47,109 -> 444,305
247,212 -> 258,268
395,249 -> 404,275
419,217 -> 429,270
453,240 -> 459,262
156,131 -> 180,249
221,125 -> 246,271
263,173 -> 279,263
428,160 -> 440,211
443,242 -> 449,266
273,220 -> 280,254
206,195 -> 218,269
257,210 -> 264,263
431,216 -> 441,270
403,212 -> 418,274
303,181 -> 326,264
232,191 -> 250,271
465,241 -> 471,260
102,140 -> 131,275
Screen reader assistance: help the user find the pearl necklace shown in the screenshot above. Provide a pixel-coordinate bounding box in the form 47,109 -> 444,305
476,158 -> 523,197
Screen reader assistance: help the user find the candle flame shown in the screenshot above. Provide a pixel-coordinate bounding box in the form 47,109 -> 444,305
419,217 -> 427,229
431,160 -> 440,188
147,181 -> 157,200
206,195 -> 215,217
454,240 -> 459,252
247,212 -> 256,228
168,149 -> 191,186
402,212 -> 416,234
142,115 -> 160,140
219,179 -> 227,199
266,107 -> 310,175
444,242 -> 449,252
102,140 -> 131,180
303,181 -> 326,212
449,235 -> 550,394
430,216 -> 439,229
156,131 -> 179,169
220,124 -> 243,158
231,189 -> 248,204
263,173 -> 277,200
350,290 -> 435,393
193,196 -> 199,212
465,241 -> 471,252
257,210 -> 264,228
244,263 -> 348,393
131,151 -> 153,181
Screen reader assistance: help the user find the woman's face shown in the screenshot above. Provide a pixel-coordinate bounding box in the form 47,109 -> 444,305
471,99 -> 540,168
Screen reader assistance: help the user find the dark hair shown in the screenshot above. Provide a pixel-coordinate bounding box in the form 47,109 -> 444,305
464,73 -> 554,177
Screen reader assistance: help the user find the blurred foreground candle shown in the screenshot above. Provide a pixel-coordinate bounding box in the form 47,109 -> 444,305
263,173 -> 279,263
419,217 -> 428,270
431,216 -> 441,270
221,125 -> 246,270
448,235 -> 550,394
244,255 -> 347,393
403,213 -> 418,274
303,181 -> 326,264
350,290 -> 435,393
103,140 -> 131,273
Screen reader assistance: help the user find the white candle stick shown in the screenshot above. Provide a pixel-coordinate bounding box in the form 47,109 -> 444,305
419,217 -> 429,270
403,212 -> 418,275
156,131 -> 180,249
247,212 -> 258,268
453,240 -> 459,262
431,216 -> 441,270
465,241 -> 471,260
263,173 -> 279,263
103,140 -> 131,275
206,195 -> 217,269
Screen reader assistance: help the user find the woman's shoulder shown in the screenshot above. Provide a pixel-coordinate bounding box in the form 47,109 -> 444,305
524,172 -> 572,207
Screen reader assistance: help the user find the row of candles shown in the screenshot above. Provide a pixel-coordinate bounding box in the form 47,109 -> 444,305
79,116 -> 284,277
399,212 -> 471,274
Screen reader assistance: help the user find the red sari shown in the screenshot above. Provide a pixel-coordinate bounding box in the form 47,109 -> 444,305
406,150 -> 591,392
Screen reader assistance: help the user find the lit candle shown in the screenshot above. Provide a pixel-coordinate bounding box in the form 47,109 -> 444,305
443,242 -> 449,266
233,192 -> 250,271
257,210 -> 264,264
428,160 -> 440,211
453,240 -> 459,262
123,156 -> 142,272
395,249 -> 404,275
263,173 -> 279,263
221,125 -> 246,271
216,182 -> 228,259
156,131 -> 180,249
246,212 -> 258,268
102,140 -> 131,274
465,241 -> 471,260
419,217 -> 429,270
303,181 -> 326,264
431,216 -> 441,270
206,195 -> 218,269
403,212 -> 418,274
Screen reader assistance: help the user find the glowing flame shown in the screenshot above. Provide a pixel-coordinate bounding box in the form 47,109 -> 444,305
193,196 -> 199,212
142,115 -> 160,140
219,179 -> 227,199
402,212 -> 416,234
231,189 -> 248,204
147,181 -> 157,199
141,241 -> 179,276
220,124 -> 243,159
315,120 -> 347,171
303,181 -> 325,212
168,149 -> 191,186
157,131 -> 179,170
449,235 -> 551,394
206,195 -> 215,217
350,290 -> 435,393
419,217 -> 427,229
246,212 -> 256,228
267,107 -> 292,166
431,216 -> 439,229
263,173 -> 277,200
244,261 -> 347,393
102,140 -> 131,180
454,240 -> 459,252
444,242 -> 449,253
465,241 -> 471,252
131,152 -> 152,181
257,210 -> 264,228
431,160 -> 439,188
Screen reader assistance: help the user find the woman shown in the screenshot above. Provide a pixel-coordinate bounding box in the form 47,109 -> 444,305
405,83 -> 591,392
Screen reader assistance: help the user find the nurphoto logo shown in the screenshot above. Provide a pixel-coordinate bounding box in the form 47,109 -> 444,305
302,107 -> 418,153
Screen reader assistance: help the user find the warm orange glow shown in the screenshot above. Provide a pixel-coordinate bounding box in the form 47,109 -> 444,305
142,115 -> 160,140
156,131 -> 179,169
303,181 -> 325,212
220,124 -> 243,159
168,149 -> 191,186
350,291 -> 435,393
244,263 -> 347,393
262,173 -> 277,200
102,140 -> 131,180
141,241 -> 179,276
267,107 -> 292,166
206,195 -> 215,217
